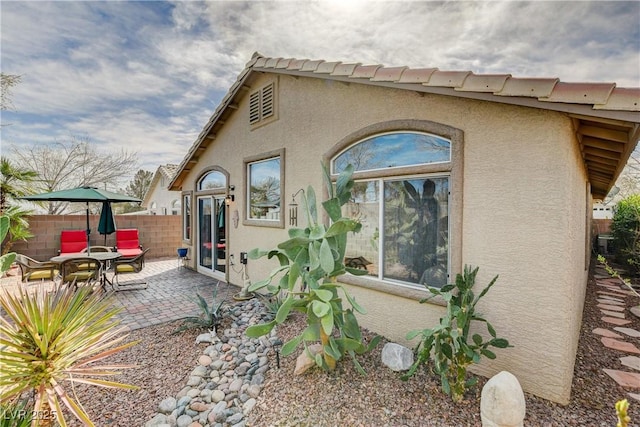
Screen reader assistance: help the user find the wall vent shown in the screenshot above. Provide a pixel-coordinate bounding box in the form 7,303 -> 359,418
249,81 -> 276,126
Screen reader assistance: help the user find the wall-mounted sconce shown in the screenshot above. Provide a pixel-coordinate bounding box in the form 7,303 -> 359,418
289,189 -> 305,226
225,185 -> 235,206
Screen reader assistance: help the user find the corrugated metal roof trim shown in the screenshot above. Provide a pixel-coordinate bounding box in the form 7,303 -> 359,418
253,57 -> 640,112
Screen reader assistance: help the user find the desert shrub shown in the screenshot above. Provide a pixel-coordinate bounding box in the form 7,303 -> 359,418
611,194 -> 640,275
402,265 -> 511,402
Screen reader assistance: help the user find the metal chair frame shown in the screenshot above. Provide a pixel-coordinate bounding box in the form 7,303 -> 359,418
14,254 -> 59,283
59,257 -> 102,290
111,248 -> 150,290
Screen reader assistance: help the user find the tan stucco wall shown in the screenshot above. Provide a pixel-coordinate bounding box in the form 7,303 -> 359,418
145,176 -> 181,215
179,73 -> 589,404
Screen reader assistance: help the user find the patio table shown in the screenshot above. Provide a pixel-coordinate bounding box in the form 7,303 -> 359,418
51,251 -> 122,290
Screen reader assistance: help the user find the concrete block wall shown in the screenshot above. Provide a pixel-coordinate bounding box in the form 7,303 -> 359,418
9,215 -> 182,261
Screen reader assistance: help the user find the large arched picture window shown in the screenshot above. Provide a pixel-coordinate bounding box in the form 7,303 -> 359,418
332,131 -> 452,289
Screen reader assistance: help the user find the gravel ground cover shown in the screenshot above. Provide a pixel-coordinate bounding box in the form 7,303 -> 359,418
63,263 -> 638,426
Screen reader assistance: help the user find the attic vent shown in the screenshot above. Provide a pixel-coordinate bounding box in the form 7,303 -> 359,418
249,91 -> 261,124
249,81 -> 277,126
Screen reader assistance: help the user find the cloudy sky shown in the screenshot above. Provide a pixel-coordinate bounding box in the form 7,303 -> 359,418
1,1 -> 639,181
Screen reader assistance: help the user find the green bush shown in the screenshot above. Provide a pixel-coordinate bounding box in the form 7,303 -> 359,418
611,194 -> 640,275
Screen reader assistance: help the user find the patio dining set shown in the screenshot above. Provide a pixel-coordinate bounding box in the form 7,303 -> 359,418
14,228 -> 149,292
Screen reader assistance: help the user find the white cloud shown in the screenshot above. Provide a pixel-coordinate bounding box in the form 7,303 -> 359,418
1,0 -> 638,183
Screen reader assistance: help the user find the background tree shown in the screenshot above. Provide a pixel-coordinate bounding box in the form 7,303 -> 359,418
0,72 -> 21,113
119,169 -> 153,213
11,137 -> 138,214
125,169 -> 153,200
605,147 -> 640,204
0,157 -> 37,254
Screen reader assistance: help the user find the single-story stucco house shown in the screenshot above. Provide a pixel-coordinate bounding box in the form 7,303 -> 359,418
169,52 -> 640,404
142,164 -> 181,215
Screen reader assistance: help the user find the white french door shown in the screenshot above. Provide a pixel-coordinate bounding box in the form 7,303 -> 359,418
197,195 -> 226,278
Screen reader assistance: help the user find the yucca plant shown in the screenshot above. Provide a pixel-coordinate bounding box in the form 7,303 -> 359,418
173,282 -> 226,334
0,398 -> 32,427
0,283 -> 139,427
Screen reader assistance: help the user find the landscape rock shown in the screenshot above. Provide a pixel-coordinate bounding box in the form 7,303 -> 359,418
146,298 -> 275,426
480,371 -> 526,427
294,343 -> 323,375
381,342 -> 414,371
196,333 -> 214,344
158,397 -> 177,414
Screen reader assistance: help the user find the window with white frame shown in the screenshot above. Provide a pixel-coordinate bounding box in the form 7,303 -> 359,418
182,193 -> 191,241
244,149 -> 284,227
332,131 -> 453,289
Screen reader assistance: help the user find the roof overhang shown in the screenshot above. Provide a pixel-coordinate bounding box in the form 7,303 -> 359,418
169,54 -> 640,199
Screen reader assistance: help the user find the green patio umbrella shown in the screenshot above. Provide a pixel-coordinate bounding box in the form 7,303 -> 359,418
21,186 -> 141,251
97,201 -> 116,245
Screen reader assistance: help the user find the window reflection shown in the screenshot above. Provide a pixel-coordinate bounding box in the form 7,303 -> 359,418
248,158 -> 281,220
198,171 -> 226,190
333,132 -> 450,174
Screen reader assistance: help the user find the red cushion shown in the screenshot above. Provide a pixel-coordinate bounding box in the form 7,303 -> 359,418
60,230 -> 87,254
116,229 -> 140,249
118,248 -> 143,258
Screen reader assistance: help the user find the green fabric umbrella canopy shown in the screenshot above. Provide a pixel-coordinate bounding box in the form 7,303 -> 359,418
22,186 -> 141,251
98,202 -> 116,245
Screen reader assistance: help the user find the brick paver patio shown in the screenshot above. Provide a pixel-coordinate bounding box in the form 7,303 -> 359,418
0,258 -> 241,331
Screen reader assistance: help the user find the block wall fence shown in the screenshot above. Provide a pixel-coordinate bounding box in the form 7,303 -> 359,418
8,215 -> 182,261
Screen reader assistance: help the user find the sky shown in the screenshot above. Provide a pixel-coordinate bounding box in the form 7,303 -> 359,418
1,1 -> 639,184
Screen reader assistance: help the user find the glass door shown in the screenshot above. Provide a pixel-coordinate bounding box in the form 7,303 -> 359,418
197,196 -> 226,276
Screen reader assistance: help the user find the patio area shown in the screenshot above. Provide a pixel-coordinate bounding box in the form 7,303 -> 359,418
0,257 -> 239,331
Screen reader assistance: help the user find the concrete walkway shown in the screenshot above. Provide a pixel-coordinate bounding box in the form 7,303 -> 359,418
0,258 -> 241,331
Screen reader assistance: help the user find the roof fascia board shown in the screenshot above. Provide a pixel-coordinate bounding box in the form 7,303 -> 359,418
255,67 -> 640,124
168,68 -> 257,191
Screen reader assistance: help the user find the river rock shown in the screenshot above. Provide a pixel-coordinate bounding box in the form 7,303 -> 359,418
480,371 -> 526,427
381,342 -> 414,371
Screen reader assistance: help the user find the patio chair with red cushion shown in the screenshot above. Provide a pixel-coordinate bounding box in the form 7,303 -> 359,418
59,230 -> 88,255
115,228 -> 143,258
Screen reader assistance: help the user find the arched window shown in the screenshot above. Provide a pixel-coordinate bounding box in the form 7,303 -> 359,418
332,132 -> 450,175
171,199 -> 180,215
331,131 -> 453,290
198,171 -> 226,191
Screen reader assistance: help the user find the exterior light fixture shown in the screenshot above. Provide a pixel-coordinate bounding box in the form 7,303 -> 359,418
225,185 -> 235,206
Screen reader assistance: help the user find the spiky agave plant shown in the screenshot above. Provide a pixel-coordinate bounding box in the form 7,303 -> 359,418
0,284 -> 139,427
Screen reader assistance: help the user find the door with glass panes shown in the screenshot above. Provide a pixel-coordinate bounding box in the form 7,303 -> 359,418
197,196 -> 226,276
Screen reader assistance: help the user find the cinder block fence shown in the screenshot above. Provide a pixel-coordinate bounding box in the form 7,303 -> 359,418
9,215 -> 182,261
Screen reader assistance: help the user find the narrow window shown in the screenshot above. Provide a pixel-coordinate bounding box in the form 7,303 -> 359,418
183,194 -> 191,241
